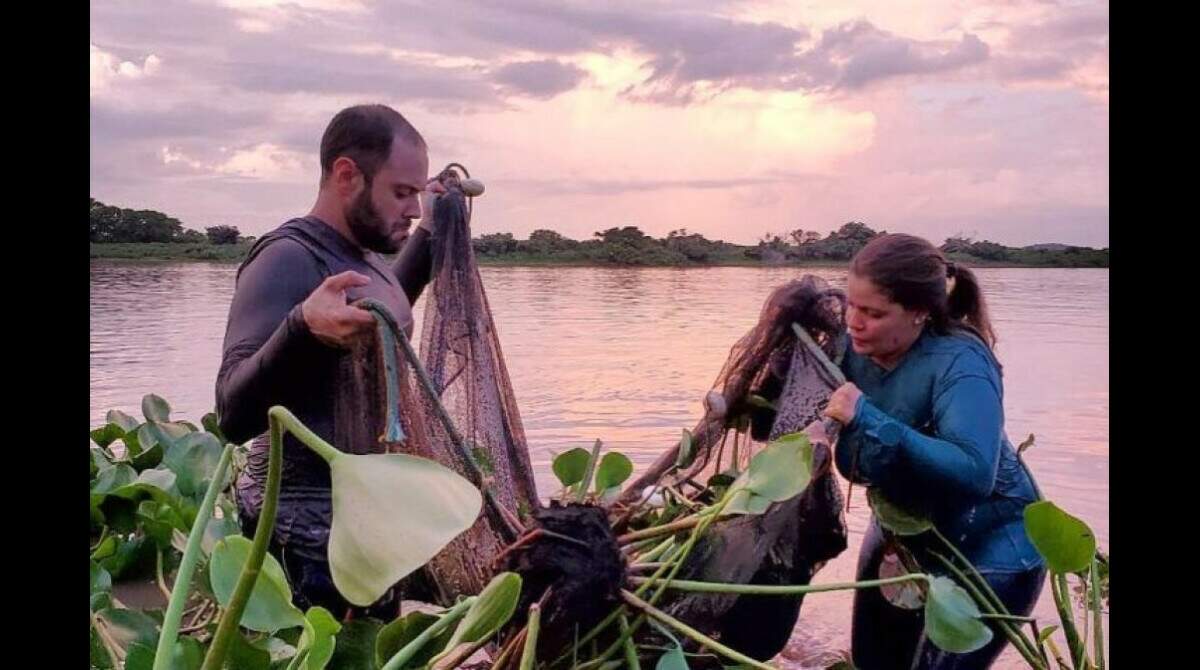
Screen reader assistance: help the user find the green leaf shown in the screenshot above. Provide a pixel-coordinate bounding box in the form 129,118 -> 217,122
98,607 -> 161,650
723,433 -> 813,515
91,561 -> 113,612
92,464 -> 138,496
131,443 -> 164,472
594,452 -> 633,492
91,535 -> 118,562
675,429 -> 696,469
91,423 -> 126,449
328,453 -> 482,606
375,611 -> 453,669
868,488 -> 933,536
142,394 -> 172,423
295,606 -> 342,670
228,630 -> 274,670
552,447 -> 591,488
125,638 -> 204,670
923,576 -> 993,654
163,431 -> 225,498
99,535 -> 158,579
328,619 -> 383,670
201,412 -> 227,444
91,623 -> 116,669
209,535 -> 306,632
107,468 -> 179,509
1024,501 -> 1096,574
1037,625 -> 1060,645
436,572 -> 522,661
656,643 -> 689,670
137,500 -> 188,548
108,409 -> 141,433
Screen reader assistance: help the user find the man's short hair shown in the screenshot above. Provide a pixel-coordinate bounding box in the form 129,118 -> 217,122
319,104 -> 426,182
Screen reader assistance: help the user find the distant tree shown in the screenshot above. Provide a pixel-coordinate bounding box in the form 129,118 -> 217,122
89,198 -> 187,242
206,225 -> 242,245
473,232 -> 518,255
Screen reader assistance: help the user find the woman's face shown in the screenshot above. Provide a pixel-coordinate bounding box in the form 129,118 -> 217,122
845,272 -> 927,367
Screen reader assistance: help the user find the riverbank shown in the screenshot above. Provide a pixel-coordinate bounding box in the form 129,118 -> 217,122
91,243 -> 1110,268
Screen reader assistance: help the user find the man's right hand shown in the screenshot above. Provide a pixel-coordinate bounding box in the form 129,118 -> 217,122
301,271 -> 377,349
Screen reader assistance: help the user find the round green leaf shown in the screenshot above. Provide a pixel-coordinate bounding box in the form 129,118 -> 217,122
209,535 -> 306,632
722,433 -> 813,515
328,619 -> 383,670
296,606 -> 342,669
92,464 -> 137,496
91,423 -> 126,449
125,638 -> 204,670
924,576 -> 993,654
201,412 -> 227,444
744,432 -> 813,500
107,409 -> 141,433
164,431 -> 225,498
552,447 -> 591,488
328,452 -> 482,607
91,561 -> 112,612
131,443 -> 164,472
97,607 -> 161,650
656,643 -> 690,670
142,394 -> 171,423
868,488 -> 933,536
1023,501 -> 1096,574
595,452 -> 633,492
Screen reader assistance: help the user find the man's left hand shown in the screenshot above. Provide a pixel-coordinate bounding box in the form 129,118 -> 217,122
418,179 -> 448,232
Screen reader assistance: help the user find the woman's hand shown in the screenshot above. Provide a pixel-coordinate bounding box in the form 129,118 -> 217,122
824,382 -> 864,425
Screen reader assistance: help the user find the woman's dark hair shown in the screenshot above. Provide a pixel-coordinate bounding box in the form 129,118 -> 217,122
850,233 -> 996,349
319,104 -> 425,183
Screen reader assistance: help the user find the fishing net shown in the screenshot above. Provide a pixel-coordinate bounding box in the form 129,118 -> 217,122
617,275 -> 851,661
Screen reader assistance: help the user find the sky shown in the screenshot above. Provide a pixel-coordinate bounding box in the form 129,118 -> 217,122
90,0 -> 1108,247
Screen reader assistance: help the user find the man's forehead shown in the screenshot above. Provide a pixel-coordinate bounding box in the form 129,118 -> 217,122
382,137 -> 428,187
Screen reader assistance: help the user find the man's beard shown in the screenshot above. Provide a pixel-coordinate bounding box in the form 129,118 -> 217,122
345,187 -> 406,254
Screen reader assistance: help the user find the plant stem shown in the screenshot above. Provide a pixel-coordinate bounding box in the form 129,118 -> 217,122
155,444 -> 233,670
577,440 -> 603,502
156,548 -> 173,601
1090,558 -> 1105,670
201,417 -> 284,670
491,627 -> 527,670
1051,573 -> 1084,668
628,574 -> 927,596
619,590 -> 774,670
619,615 -> 641,670
618,516 -> 701,545
519,604 -> 541,670
92,613 -> 123,667
931,528 -> 1011,617
979,613 -> 1037,623
927,551 -> 1043,669
382,598 -> 477,670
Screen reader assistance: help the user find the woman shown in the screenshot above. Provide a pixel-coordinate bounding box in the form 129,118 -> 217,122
822,234 -> 1045,669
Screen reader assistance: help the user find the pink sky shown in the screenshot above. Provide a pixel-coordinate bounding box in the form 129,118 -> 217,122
90,0 -> 1108,247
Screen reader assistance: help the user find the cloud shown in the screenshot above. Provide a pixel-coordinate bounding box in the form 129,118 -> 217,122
492,60 -> 588,98
91,44 -> 162,95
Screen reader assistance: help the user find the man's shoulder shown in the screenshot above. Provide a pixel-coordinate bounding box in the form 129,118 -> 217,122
239,219 -> 328,277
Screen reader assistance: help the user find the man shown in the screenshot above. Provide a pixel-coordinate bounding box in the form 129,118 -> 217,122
216,104 -> 445,617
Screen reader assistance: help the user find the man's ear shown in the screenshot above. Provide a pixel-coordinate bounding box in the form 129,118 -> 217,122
330,156 -> 363,197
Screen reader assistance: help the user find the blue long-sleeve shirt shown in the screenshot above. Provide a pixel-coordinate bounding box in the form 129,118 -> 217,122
835,328 -> 1044,573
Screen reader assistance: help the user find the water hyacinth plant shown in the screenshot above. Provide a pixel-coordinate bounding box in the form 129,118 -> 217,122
92,395 -> 1105,670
